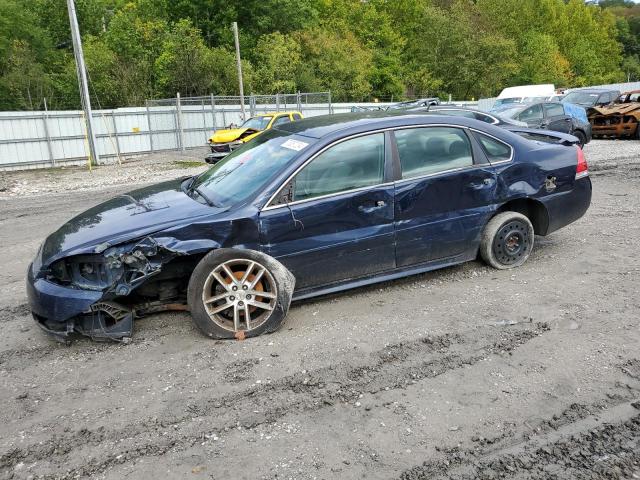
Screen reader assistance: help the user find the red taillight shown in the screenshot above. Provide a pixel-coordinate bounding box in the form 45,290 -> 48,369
576,146 -> 588,179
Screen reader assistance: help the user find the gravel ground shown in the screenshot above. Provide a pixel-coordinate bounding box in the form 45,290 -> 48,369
0,148 -> 209,198
0,139 -> 639,479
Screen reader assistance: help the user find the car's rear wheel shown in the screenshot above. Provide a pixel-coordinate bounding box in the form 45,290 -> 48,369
480,212 -> 534,270
188,249 -> 295,339
573,130 -> 586,147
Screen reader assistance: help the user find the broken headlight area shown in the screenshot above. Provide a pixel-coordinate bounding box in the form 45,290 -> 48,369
45,238 -> 169,293
38,237 -> 199,343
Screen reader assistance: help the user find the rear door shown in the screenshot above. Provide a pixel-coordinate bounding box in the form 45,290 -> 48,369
543,103 -> 572,133
259,132 -> 396,289
393,126 -> 497,267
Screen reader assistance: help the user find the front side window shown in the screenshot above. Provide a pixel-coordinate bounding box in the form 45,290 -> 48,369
395,127 -> 473,179
292,133 -> 385,202
518,104 -> 543,123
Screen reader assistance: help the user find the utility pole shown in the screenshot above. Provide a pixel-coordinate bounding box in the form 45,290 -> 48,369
232,22 -> 246,120
67,0 -> 100,166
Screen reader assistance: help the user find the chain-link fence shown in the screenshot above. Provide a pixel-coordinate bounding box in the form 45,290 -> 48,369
143,92 -> 332,153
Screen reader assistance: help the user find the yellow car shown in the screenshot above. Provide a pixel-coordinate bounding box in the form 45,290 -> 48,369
206,111 -> 303,163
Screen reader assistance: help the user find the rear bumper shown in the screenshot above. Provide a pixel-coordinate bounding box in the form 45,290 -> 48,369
541,176 -> 592,235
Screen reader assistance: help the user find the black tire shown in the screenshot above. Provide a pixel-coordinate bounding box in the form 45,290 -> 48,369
573,130 -> 586,148
635,123 -> 640,140
188,249 -> 295,339
480,212 -> 534,270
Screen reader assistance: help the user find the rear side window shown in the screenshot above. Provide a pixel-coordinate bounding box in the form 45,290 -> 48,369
293,133 -> 385,201
474,113 -> 498,124
395,127 -> 473,179
476,133 -> 512,162
544,103 -> 564,117
292,113 -> 302,120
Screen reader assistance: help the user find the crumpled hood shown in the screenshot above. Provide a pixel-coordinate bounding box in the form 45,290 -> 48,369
210,128 -> 248,143
39,178 -> 220,266
590,103 -> 640,116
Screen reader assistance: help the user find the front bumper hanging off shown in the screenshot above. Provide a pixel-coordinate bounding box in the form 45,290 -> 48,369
27,268 -> 135,342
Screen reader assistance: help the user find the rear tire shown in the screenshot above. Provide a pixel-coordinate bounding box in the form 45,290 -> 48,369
480,212 -> 534,270
573,130 -> 586,148
188,249 -> 295,339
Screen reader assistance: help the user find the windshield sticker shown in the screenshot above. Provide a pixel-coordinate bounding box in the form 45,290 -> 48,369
281,139 -> 308,151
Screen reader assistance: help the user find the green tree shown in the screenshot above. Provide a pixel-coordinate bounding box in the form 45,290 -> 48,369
296,28 -> 373,101
0,40 -> 52,110
253,32 -> 302,93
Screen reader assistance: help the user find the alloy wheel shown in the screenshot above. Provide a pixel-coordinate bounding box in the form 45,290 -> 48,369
201,259 -> 277,332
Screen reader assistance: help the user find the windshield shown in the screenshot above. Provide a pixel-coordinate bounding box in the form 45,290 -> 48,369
561,92 -> 600,106
493,98 -> 522,107
241,116 -> 272,130
192,130 -> 312,207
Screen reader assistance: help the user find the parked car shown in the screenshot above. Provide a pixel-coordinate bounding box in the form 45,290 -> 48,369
206,111 -> 303,163
387,97 -> 441,110
588,90 -> 640,139
561,88 -> 620,109
409,106 -> 528,127
493,102 -> 592,146
27,113 -> 592,342
492,84 -> 556,109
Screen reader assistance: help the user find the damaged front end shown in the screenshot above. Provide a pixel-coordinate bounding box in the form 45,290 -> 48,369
589,102 -> 640,138
28,237 -> 199,343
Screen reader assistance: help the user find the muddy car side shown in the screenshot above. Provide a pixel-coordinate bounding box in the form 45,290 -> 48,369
27,113 -> 591,342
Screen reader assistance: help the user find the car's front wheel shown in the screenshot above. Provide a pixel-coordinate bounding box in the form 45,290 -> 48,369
188,249 -> 295,339
480,212 -> 534,270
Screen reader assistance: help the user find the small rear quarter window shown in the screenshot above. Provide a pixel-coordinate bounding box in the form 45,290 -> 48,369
476,133 -> 512,162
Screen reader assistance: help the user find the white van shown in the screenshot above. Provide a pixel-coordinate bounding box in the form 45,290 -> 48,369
492,84 -> 556,110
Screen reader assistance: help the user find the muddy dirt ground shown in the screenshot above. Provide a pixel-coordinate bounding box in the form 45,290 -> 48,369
0,140 -> 639,479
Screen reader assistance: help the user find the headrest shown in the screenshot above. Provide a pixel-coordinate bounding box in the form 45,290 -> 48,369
426,137 -> 448,157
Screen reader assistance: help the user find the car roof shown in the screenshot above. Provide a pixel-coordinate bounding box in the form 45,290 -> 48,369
273,111 -> 506,139
567,88 -> 618,94
256,111 -> 301,117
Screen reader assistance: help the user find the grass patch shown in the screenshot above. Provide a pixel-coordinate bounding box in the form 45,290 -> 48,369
172,160 -> 206,168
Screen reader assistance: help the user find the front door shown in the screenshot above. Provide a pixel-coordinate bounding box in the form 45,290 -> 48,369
392,126 -> 497,267
543,103 -> 572,134
259,132 -> 395,289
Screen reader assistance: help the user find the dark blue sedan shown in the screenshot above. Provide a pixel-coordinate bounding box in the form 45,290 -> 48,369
27,113 -> 592,342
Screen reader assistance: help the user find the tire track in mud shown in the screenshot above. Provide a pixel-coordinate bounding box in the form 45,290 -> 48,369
398,363 -> 640,480
0,323 -> 549,478
398,403 -> 640,480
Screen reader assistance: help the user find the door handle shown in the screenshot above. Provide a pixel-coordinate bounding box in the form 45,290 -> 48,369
358,200 -> 387,214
